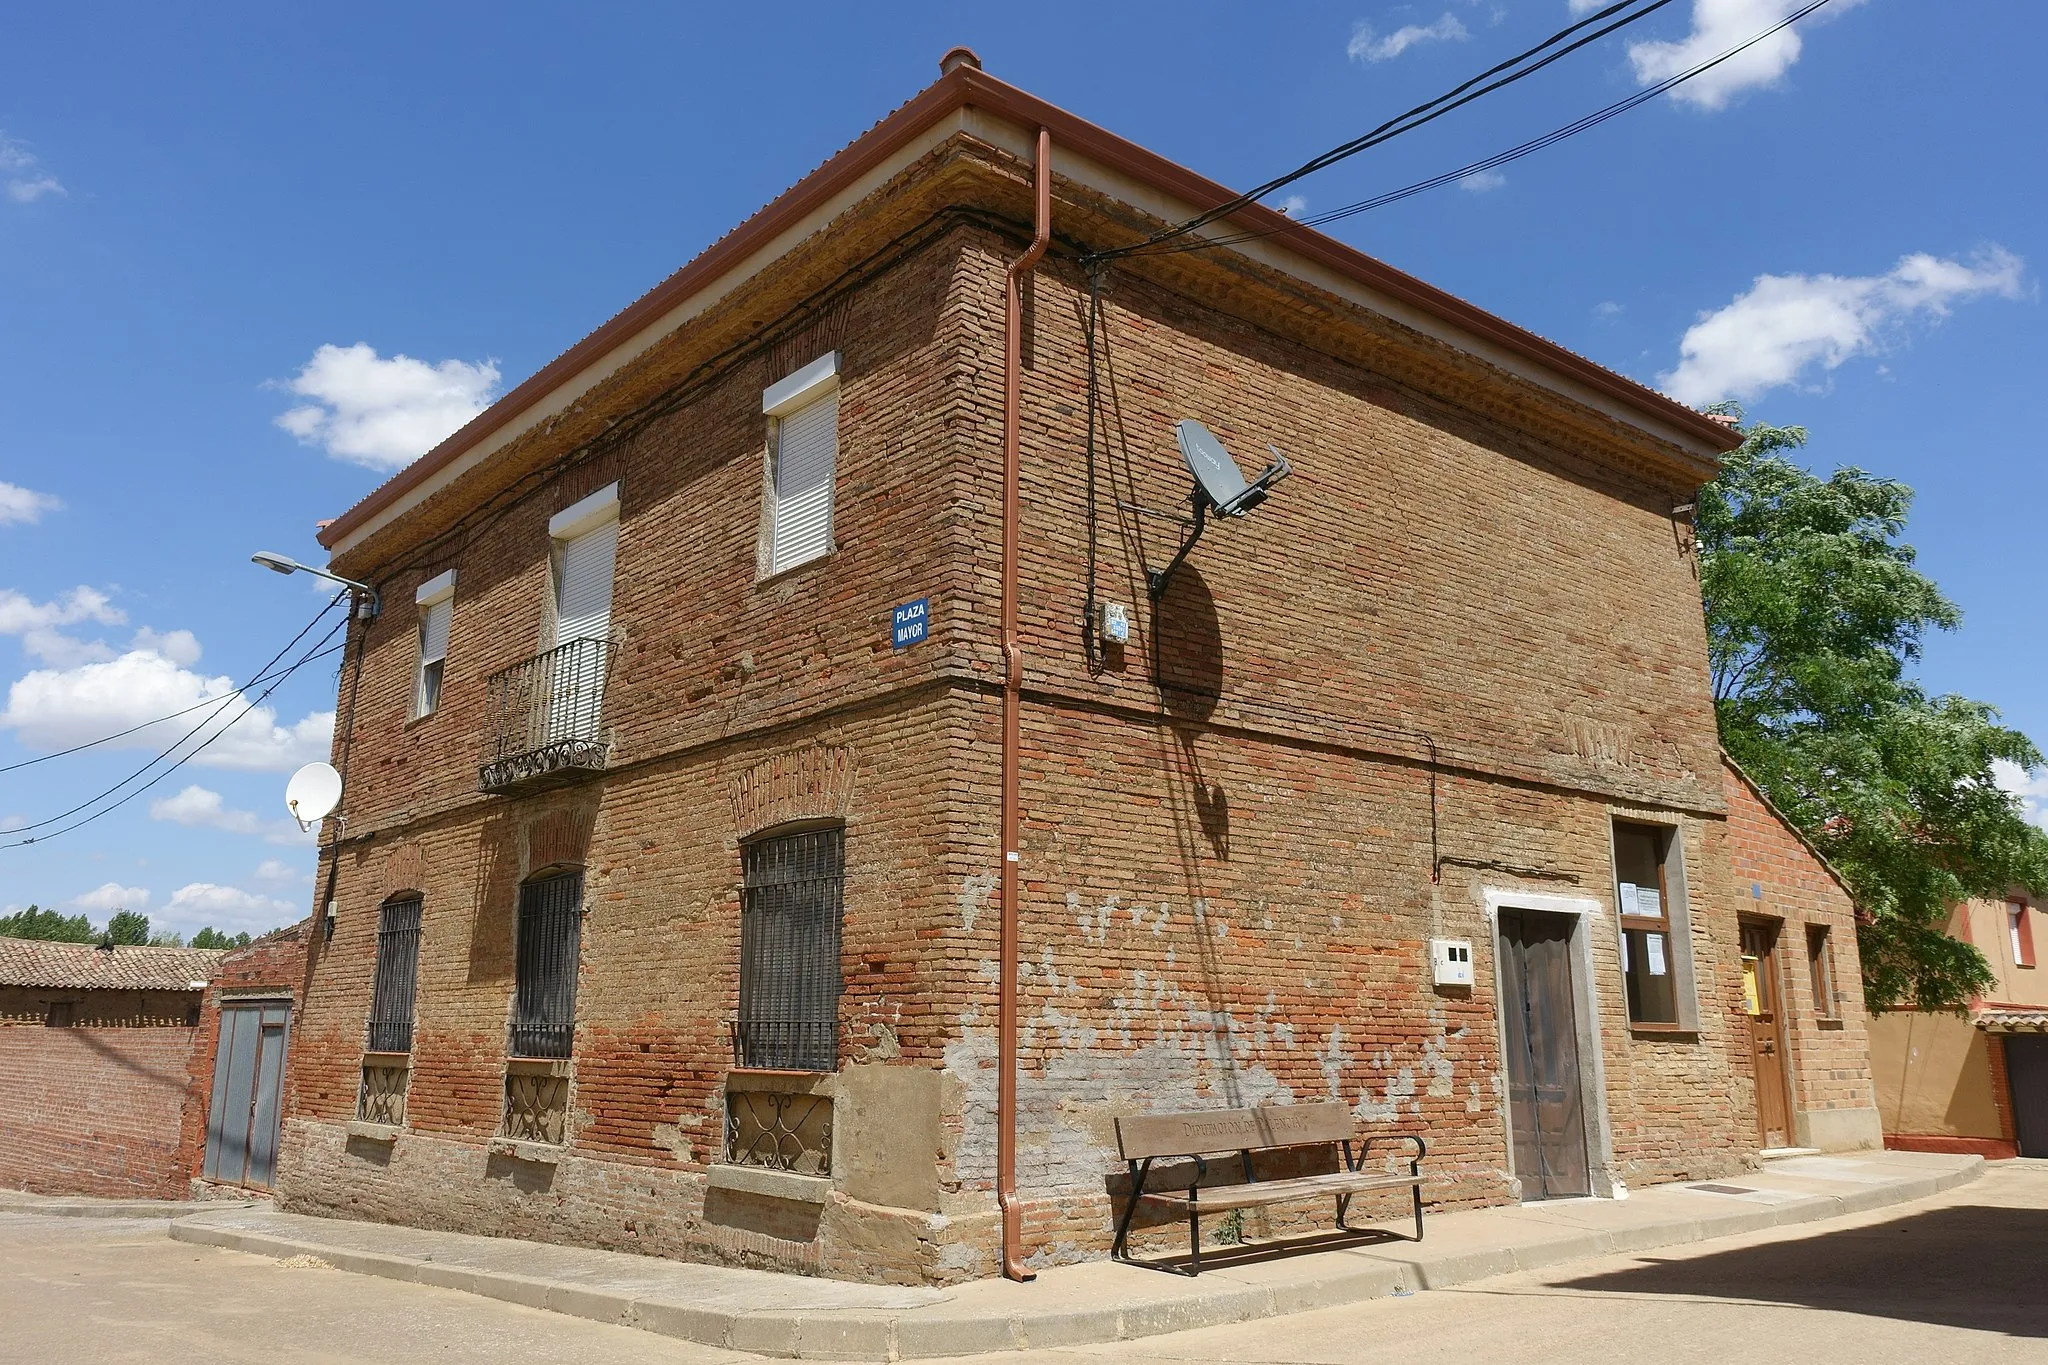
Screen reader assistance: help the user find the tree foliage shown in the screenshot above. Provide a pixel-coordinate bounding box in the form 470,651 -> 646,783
1700,412 -> 2048,1012
190,927 -> 254,950
103,910 -> 152,946
0,905 -> 96,942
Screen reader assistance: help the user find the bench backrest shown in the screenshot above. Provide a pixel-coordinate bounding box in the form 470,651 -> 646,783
1115,1101 -> 1352,1160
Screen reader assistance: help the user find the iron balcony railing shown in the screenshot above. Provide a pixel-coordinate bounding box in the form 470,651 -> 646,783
478,635 -> 618,794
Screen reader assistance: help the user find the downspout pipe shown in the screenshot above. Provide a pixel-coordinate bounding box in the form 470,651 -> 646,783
997,126 -> 1051,1284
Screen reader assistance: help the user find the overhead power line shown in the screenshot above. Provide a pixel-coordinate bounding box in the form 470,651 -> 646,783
1141,0 -> 1841,258
1083,0 -> 1682,265
0,595 -> 349,848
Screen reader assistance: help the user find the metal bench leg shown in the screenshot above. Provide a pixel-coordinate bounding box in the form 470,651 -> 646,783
1112,1159 -> 1148,1263
1188,1204 -> 1201,1275
1335,1192 -> 1353,1231
1411,1180 -> 1424,1242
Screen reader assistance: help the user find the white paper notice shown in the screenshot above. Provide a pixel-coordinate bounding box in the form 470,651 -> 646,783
1646,934 -> 1668,977
1620,932 -> 1631,972
1638,888 -> 1662,918
1619,883 -> 1640,917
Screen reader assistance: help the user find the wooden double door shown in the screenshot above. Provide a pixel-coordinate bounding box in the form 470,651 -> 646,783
1498,909 -> 1592,1199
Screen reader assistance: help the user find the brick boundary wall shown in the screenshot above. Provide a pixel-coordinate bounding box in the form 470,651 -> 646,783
0,1026 -> 199,1198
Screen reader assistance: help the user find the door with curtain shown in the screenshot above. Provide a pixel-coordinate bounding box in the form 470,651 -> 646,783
1498,909 -> 1592,1199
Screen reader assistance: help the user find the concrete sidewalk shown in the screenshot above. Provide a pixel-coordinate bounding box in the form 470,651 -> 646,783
0,1188 -> 257,1220
160,1150 -> 1980,1361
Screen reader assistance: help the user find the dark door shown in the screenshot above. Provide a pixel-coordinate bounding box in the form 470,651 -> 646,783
1499,909 -> 1591,1199
203,1001 -> 292,1188
2007,1035 -> 2048,1159
1740,920 -> 1793,1148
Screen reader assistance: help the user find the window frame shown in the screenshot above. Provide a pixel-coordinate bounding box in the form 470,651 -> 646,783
366,894 -> 424,1055
2012,900 -> 2037,970
759,352 -> 841,580
412,570 -> 456,720
510,868 -> 585,1060
1609,819 -> 1697,1032
736,822 -> 845,1073
1806,923 -> 1840,1020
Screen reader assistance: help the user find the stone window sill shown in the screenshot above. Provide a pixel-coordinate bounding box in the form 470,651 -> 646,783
505,1057 -> 572,1078
487,1138 -> 564,1165
1628,1024 -> 1701,1041
1816,1017 -> 1846,1030
707,1163 -> 831,1205
346,1121 -> 401,1143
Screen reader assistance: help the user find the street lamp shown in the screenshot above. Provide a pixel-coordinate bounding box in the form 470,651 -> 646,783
250,552 -> 381,619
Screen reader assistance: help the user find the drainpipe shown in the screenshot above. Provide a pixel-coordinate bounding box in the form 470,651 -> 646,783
997,126 -> 1051,1284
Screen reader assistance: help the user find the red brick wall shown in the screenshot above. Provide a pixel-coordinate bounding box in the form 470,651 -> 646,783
0,1026 -> 198,1199
175,924 -> 310,1188
280,146 -> 1759,1279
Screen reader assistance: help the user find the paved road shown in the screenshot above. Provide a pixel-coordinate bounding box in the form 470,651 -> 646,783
1,1163 -> 2042,1365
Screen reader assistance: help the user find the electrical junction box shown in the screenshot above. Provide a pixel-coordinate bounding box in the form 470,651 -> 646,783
1431,938 -> 1474,987
1099,601 -> 1131,646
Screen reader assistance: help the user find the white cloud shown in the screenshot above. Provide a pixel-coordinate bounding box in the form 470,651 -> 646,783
0,586 -> 124,665
1661,247 -> 2027,405
2,646 -> 334,772
0,482 -> 62,526
1277,194 -> 1309,217
1595,300 -> 1626,319
0,132 -> 66,204
0,814 -> 24,833
275,342 -> 500,471
1617,0 -> 1866,112
1349,13 -> 1469,63
1994,760 -> 2048,833
1459,169 -> 1507,193
70,881 -> 150,913
250,858 -> 309,889
149,783 -> 314,845
129,627 -> 202,667
163,883 -> 300,936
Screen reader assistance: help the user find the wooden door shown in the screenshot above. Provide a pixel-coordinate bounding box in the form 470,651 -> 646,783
1499,909 -> 1591,1199
1740,920 -> 1792,1149
2005,1035 -> 2048,1159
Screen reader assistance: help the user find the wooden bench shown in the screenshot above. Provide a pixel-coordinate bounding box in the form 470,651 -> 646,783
1112,1101 -> 1427,1275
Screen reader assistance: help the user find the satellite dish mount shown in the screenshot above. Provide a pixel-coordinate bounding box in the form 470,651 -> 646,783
1147,419 -> 1292,601
285,761 -> 344,834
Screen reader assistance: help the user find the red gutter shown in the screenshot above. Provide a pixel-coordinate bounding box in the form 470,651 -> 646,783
319,64 -> 1736,556
996,125 -> 1051,1285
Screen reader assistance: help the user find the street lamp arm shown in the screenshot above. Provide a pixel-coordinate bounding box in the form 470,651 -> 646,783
250,552 -> 381,618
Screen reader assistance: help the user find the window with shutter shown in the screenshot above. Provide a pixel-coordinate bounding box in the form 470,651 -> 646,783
769,392 -> 838,575
415,598 -> 451,717
554,518 -> 618,647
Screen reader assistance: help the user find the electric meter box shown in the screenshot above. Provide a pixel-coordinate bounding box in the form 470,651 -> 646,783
1430,938 -> 1474,987
1099,601 -> 1131,645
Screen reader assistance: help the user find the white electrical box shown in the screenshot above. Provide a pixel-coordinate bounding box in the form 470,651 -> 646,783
1431,938 -> 1474,987
1099,601 -> 1131,645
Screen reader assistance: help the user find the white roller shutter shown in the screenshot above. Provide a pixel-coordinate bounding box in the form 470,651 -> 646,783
419,598 -> 451,665
770,392 -> 838,575
554,518 -> 617,646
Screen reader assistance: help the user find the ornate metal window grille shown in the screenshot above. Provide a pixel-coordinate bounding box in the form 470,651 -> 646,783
478,636 -> 618,792
501,1069 -> 570,1143
725,1090 -> 833,1175
357,1062 -> 409,1125
366,896 -> 422,1054
737,827 -> 843,1072
511,870 -> 583,1059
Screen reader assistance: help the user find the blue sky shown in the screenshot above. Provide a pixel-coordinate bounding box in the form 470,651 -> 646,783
2,2 -> 2042,938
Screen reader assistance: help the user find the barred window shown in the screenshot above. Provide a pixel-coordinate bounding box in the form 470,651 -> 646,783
511,869 -> 583,1059
738,826 -> 844,1072
367,895 -> 423,1053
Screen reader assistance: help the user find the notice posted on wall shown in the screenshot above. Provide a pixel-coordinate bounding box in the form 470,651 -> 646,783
1637,887 -> 1662,918
1619,883 -> 1640,917
1646,933 -> 1668,977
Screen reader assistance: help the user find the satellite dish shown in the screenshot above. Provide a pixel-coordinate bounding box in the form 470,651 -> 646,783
285,762 -> 343,831
1149,420 -> 1294,599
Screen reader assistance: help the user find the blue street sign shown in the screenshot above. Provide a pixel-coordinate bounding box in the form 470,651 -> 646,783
891,597 -> 930,649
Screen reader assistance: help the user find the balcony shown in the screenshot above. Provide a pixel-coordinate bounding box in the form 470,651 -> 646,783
478,636 -> 619,795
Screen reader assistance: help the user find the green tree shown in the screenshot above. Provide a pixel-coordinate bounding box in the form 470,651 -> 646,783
0,905 -> 96,942
190,927 -> 253,950
103,909 -> 151,946
1699,412 -> 2048,1012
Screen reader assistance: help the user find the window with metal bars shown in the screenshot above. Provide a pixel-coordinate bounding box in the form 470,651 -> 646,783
366,896 -> 423,1053
737,827 -> 843,1072
511,869 -> 583,1059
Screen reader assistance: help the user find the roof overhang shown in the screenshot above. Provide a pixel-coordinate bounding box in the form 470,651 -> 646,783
318,62 -> 1742,561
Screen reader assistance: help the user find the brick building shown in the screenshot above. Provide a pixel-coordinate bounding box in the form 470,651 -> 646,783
274,54 -> 1880,1283
0,939 -> 222,1198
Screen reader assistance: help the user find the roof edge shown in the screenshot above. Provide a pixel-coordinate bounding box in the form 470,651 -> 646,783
319,63 -> 1740,556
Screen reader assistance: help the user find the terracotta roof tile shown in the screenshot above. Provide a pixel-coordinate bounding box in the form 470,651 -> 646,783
0,938 -> 227,991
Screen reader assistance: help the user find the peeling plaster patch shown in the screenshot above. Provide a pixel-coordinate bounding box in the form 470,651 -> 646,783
1423,1034 -> 1455,1099
1467,1078 -> 1485,1114
977,958 -> 1000,982
1320,1025 -> 1346,1099
1152,903 -> 1171,935
959,871 -> 998,933
652,1123 -> 694,1163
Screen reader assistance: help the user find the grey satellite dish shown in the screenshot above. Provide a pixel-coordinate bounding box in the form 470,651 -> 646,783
1148,420 -> 1293,599
285,761 -> 343,831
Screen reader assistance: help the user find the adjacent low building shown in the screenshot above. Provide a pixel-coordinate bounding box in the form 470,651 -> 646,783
273,53 -> 1884,1283
1871,893 -> 2046,1158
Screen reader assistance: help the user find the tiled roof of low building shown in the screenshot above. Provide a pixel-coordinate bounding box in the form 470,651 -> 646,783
0,938 -> 227,991
1976,1008 -> 2048,1034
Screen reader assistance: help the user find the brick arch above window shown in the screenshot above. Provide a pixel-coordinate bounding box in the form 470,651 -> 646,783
524,804 -> 597,873
381,842 -> 427,901
728,744 -> 857,841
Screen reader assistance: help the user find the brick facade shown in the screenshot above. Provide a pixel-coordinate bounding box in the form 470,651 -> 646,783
272,96 -> 1820,1282
0,1025 -> 199,1199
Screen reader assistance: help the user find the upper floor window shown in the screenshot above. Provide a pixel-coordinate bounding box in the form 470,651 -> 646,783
511,868 -> 583,1059
737,825 -> 844,1071
762,352 -> 840,577
1613,820 -> 1688,1027
2011,900 -> 2037,970
367,895 -> 423,1053
549,482 -> 620,650
413,570 -> 456,718
1806,924 -> 1839,1019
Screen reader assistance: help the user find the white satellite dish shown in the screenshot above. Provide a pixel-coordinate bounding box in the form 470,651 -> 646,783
285,761 -> 343,831
1147,419 -> 1294,599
